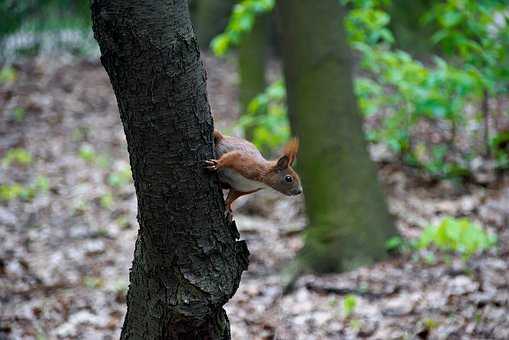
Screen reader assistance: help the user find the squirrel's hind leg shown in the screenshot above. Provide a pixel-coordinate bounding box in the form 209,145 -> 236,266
225,189 -> 257,216
225,189 -> 247,212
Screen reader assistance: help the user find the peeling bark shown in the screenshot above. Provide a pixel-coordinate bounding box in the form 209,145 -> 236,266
91,1 -> 249,338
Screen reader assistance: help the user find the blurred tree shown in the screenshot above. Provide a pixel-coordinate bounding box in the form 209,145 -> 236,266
388,0 -> 437,57
91,0 -> 248,338
238,14 -> 268,140
0,0 -> 90,38
195,0 -> 234,49
277,0 -> 398,272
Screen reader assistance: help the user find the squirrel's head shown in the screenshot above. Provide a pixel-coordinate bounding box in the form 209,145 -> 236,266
267,138 -> 303,196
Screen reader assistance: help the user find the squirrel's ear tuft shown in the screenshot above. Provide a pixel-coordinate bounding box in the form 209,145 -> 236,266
283,138 -> 299,166
276,155 -> 290,170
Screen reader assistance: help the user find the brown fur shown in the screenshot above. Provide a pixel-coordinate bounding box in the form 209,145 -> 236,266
206,130 -> 302,212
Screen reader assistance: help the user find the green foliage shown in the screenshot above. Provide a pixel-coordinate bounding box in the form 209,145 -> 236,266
0,66 -> 17,83
107,164 -> 133,188
0,176 -> 49,202
491,131 -> 509,168
211,0 -> 274,56
219,0 -> 509,176
424,0 -> 509,94
342,294 -> 358,318
342,0 -> 394,45
418,217 -> 497,259
385,235 -> 407,253
99,192 -> 114,209
79,144 -> 110,169
421,318 -> 440,332
83,276 -> 103,289
0,1 -> 35,36
355,46 -> 482,158
0,0 -> 94,60
346,0 -> 508,178
2,148 -> 32,167
237,80 -> 290,151
77,144 -> 109,168
0,183 -> 24,202
9,107 -> 26,122
79,144 -> 96,163
0,0 -> 91,38
0,147 -> 48,203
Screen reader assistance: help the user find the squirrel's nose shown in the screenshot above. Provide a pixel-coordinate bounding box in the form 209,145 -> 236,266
291,187 -> 303,195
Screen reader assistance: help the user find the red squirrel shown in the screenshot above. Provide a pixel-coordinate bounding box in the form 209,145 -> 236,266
205,130 -> 303,214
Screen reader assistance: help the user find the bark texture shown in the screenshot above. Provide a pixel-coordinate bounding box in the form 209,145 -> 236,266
277,0 -> 398,273
91,1 -> 249,338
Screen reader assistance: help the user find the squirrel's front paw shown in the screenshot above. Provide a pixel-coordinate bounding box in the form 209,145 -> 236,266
225,208 -> 233,222
204,159 -> 220,171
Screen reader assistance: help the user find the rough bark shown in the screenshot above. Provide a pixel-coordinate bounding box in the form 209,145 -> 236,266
277,0 -> 398,273
91,1 -> 249,338
238,15 -> 268,140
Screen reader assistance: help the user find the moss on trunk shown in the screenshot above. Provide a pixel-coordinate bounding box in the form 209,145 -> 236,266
277,0 -> 398,273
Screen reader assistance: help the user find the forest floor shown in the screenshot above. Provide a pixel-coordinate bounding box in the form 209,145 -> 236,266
1,55 -> 509,340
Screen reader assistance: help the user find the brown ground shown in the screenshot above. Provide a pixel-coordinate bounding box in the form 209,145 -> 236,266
1,54 -> 508,340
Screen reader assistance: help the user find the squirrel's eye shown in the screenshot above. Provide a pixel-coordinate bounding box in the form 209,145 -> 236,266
285,175 -> 293,183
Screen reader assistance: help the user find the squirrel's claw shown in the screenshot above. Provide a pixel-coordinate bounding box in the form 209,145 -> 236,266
204,159 -> 220,171
225,208 -> 233,222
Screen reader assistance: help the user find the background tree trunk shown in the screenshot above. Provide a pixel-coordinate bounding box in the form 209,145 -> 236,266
91,0 -> 249,338
389,0 -> 437,58
277,0 -> 398,273
194,0 -> 234,49
238,15 -> 268,140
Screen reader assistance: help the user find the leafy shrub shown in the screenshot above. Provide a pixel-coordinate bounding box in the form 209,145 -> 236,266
424,0 -> 509,95
343,294 -> 358,318
0,183 -> 25,202
211,0 -> 274,56
343,0 -> 509,178
214,0 -> 509,178
236,80 -> 290,151
417,217 -> 497,259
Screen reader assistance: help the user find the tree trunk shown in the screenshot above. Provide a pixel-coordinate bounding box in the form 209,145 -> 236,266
91,1 -> 249,338
388,0 -> 437,58
277,0 -> 398,273
194,0 -> 234,49
238,14 -> 268,140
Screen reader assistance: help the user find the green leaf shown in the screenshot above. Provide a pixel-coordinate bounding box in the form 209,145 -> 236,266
79,144 -> 96,163
343,295 -> 358,318
2,148 -> 32,167
418,217 -> 496,259
0,66 -> 16,83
